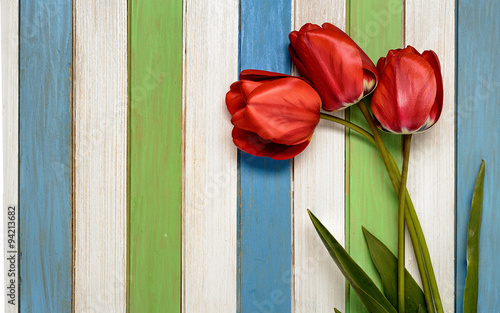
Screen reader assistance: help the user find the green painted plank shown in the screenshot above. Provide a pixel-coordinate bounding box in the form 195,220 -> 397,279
347,0 -> 403,312
128,1 -> 183,311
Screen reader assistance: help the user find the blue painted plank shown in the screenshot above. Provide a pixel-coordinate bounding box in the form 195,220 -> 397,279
456,1 -> 500,312
238,1 -> 292,312
19,1 -> 72,312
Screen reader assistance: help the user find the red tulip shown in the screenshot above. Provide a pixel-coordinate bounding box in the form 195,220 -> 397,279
289,23 -> 378,112
371,46 -> 443,134
226,70 -> 321,160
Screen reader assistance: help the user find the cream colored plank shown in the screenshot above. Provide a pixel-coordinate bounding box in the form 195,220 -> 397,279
1,1 -> 18,312
182,0 -> 238,312
405,1 -> 455,312
73,1 -> 127,312
291,2 -> 346,312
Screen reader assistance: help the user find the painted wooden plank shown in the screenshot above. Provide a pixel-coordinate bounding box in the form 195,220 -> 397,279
73,1 -> 128,312
128,1 -> 183,312
291,1 -> 347,312
456,1 -> 500,312
238,1 -> 292,312
405,1 -> 456,311
182,0 -> 238,311
347,0 -> 402,312
2,1 -> 19,311
19,1 -> 72,312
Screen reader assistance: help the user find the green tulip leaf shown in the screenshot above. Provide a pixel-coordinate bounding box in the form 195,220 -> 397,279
334,309 -> 342,313
463,160 -> 485,313
362,227 -> 428,313
308,210 -> 397,313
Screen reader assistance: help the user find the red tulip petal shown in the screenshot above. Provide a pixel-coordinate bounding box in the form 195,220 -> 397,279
371,53 -> 437,133
289,31 -> 299,47
421,50 -> 443,126
232,127 -> 310,160
230,108 -> 254,132
293,27 -> 364,111
289,45 -> 312,81
239,69 -> 290,81
246,78 -> 321,145
376,56 -> 387,73
300,23 -> 321,33
226,82 -> 246,115
240,80 -> 262,99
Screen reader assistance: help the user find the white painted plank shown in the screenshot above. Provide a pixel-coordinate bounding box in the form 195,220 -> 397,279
182,0 -> 238,312
291,2 -> 346,312
1,1 -> 18,312
405,1 -> 455,312
73,1 -> 128,312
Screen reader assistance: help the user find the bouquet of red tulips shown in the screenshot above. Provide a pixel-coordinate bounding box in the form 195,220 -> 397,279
226,23 -> 485,313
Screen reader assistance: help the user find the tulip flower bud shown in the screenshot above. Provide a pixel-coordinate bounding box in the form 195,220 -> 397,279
226,70 -> 321,160
289,23 -> 378,112
371,46 -> 443,134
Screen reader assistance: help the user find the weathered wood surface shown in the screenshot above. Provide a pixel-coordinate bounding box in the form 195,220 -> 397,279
347,0 -> 402,311
456,0 -> 500,312
2,0 -> 19,311
19,0 -> 72,311
291,0 -> 347,311
128,1 -> 183,311
405,0 -> 456,311
182,0 -> 238,311
73,1 -> 128,312
238,1 -> 292,312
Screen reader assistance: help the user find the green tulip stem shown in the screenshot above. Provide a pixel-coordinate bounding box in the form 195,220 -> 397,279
398,134 -> 412,313
319,113 -> 376,146
406,206 -> 435,313
320,104 -> 442,313
356,100 -> 443,313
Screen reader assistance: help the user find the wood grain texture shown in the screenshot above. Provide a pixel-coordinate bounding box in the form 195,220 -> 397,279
347,0 -> 402,312
182,0 -> 238,311
238,1 -> 292,312
19,0 -> 72,311
291,1 -> 346,312
73,1 -> 127,312
456,1 -> 500,311
128,1 -> 183,311
405,1 -> 455,311
2,1 -> 19,311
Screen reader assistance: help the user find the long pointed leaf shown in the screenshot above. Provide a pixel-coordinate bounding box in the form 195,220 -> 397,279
308,210 -> 397,313
363,227 -> 428,313
463,160 -> 485,313
334,309 -> 342,313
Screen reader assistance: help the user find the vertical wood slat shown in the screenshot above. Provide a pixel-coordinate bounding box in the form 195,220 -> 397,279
19,0 -> 72,312
73,1 -> 128,312
128,1 -> 183,312
182,0 -> 238,311
456,1 -> 500,311
347,0 -> 403,312
405,0 -> 456,311
291,1 -> 346,312
2,1 -> 19,311
238,1 -> 292,312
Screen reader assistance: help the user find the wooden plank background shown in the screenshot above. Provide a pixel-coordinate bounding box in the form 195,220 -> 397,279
291,0 -> 347,312
19,0 -> 72,311
456,0 -> 500,311
5,0 -> 499,312
1,1 -> 18,312
182,0 -> 238,311
128,0 -> 183,311
238,1 -> 292,312
347,1 -> 402,311
405,0 -> 456,311
73,1 -> 128,312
